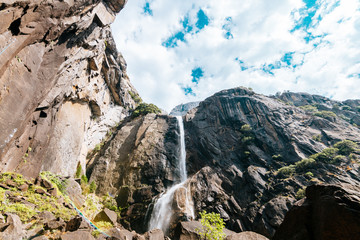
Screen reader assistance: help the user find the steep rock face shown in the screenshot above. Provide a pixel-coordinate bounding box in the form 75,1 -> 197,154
91,87 -> 360,238
273,184 -> 360,240
183,87 -> 360,237
88,113 -> 183,233
0,0 -> 137,177
170,102 -> 200,116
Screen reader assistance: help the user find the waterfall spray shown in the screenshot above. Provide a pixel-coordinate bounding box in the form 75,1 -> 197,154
148,116 -> 194,233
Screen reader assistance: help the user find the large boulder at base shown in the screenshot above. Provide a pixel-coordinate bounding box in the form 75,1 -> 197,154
93,208 -> 118,225
225,231 -> 269,240
273,184 -> 360,240
144,229 -> 165,240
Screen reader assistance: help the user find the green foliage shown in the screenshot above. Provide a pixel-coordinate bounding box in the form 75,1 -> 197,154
241,136 -> 254,144
310,147 -> 338,163
101,193 -> 118,211
75,164 -> 82,179
2,203 -> 36,221
333,140 -> 358,156
197,211 -> 225,240
128,91 -> 142,104
305,171 -> 314,178
94,220 -> 113,229
295,158 -> 316,172
332,155 -> 347,164
313,110 -> 336,120
295,188 -> 306,200
89,181 -> 97,193
240,124 -> 252,132
300,105 -> 318,113
81,175 -> 88,185
276,166 -> 295,178
312,134 -> 322,142
272,154 -> 282,160
132,103 -> 161,118
40,171 -> 67,194
92,230 -> 102,238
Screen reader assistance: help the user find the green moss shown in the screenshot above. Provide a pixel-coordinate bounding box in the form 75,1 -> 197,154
1,203 -> 36,222
94,220 -> 113,229
75,164 -> 82,179
89,181 -> 97,193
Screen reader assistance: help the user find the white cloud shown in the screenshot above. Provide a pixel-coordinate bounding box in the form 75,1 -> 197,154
112,0 -> 360,112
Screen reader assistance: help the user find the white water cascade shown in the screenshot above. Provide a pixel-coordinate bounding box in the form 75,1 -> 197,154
148,116 -> 194,233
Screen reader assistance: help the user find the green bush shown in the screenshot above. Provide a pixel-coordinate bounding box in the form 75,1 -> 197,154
81,175 -> 88,185
332,155 -> 347,164
305,171 -> 314,178
295,158 -> 316,172
272,154 -> 282,160
128,91 -> 142,104
341,105 -> 351,111
132,103 -> 161,118
313,111 -> 336,121
277,166 -> 295,178
300,105 -> 318,113
75,164 -> 82,178
311,147 -> 338,163
89,181 -> 97,193
295,188 -> 306,200
240,124 -> 252,132
312,134 -> 322,142
333,140 -> 358,156
197,211 -> 225,240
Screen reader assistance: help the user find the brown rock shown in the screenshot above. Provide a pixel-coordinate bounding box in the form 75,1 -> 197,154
44,217 -> 66,231
107,228 -> 136,240
18,183 -> 29,192
35,188 -> 47,195
5,179 -> 17,188
40,178 -> 54,189
48,188 -> 58,197
144,229 -> 164,240
0,213 -> 26,240
60,230 -> 95,240
93,208 -> 117,225
273,184 -> 360,240
66,215 -> 91,232
174,221 -> 235,240
36,211 -> 56,224
226,232 -> 269,240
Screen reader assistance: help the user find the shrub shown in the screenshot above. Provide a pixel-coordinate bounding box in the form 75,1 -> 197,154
132,103 -> 161,118
81,175 -> 88,185
128,91 -> 142,104
295,188 -> 306,200
295,158 -> 316,172
305,171 -> 314,178
334,140 -> 358,156
240,124 -> 252,132
341,105 -> 351,111
277,166 -> 295,178
312,134 -> 322,142
75,164 -> 82,178
311,148 -> 338,163
89,181 -> 97,193
272,154 -> 282,160
197,211 -> 225,240
300,105 -> 318,113
40,171 -> 67,194
332,155 -> 347,164
314,111 -> 336,121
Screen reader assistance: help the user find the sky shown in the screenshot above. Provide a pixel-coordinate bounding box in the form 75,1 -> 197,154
112,0 -> 360,112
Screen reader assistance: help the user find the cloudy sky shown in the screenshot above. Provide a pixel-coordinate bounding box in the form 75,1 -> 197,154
112,0 -> 360,112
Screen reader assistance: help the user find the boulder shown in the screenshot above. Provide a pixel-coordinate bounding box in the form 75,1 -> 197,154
93,208 -> 117,225
144,229 -> 164,240
44,217 -> 66,231
64,178 -> 85,208
226,232 -> 269,240
60,230 -> 95,240
66,215 -> 91,232
0,213 -> 26,240
273,184 -> 360,240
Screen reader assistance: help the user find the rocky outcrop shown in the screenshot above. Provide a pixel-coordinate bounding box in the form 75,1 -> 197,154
0,0 -> 137,178
90,87 -> 360,237
170,102 -> 200,116
273,184 -> 360,240
180,87 -> 360,237
88,113 -> 184,233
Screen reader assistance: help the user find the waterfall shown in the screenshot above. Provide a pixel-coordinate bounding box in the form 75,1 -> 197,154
148,116 -> 194,233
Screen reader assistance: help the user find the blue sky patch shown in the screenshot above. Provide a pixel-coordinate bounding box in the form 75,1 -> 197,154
182,86 -> 196,96
191,67 -> 204,84
196,9 -> 210,31
235,58 -> 250,71
281,52 -> 294,66
143,1 -> 153,16
261,62 -> 282,75
303,0 -> 317,8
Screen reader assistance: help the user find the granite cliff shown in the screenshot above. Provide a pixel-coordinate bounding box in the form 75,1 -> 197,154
1,1 -> 360,240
